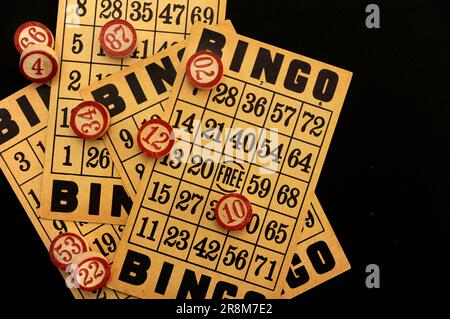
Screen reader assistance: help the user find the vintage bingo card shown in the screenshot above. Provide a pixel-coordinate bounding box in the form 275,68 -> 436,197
40,0 -> 227,224
81,40 -> 350,299
0,83 -> 130,299
283,196 -> 349,298
108,23 -> 352,298
81,21 -> 235,198
81,41 -> 186,197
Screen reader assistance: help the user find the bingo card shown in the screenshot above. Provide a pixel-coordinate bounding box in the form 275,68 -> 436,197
81,19 -> 237,197
0,83 -> 131,299
40,0 -> 227,224
105,23 -> 352,298
0,84 -> 348,299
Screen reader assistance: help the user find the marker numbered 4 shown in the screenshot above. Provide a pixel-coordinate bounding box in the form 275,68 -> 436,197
99,19 -> 137,58
19,45 -> 58,83
215,194 -> 253,230
186,51 -> 224,89
49,232 -> 89,270
138,119 -> 175,158
70,101 -> 111,139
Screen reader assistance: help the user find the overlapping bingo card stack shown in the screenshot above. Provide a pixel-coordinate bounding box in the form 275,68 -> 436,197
0,0 -> 352,299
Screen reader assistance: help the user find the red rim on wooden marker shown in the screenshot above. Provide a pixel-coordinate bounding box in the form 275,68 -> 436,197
71,252 -> 111,292
49,232 -> 89,270
186,51 -> 224,89
19,45 -> 58,83
137,119 -> 175,158
70,101 -> 111,139
215,193 -> 253,231
14,21 -> 54,53
99,19 -> 137,58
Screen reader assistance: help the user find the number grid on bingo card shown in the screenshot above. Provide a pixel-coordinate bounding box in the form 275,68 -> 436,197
126,73 -> 332,290
0,85 -> 125,299
105,98 -> 167,194
54,0 -> 226,178
40,0 -> 226,224
1,127 -> 47,213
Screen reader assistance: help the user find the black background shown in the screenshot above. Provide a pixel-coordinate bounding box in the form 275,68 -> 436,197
0,0 -> 448,312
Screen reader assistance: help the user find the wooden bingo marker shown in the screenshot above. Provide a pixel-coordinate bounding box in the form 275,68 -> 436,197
215,194 -> 253,230
69,251 -> 111,292
49,232 -> 89,270
14,21 -> 54,54
70,101 -> 111,139
137,119 -> 175,158
99,19 -> 137,58
186,51 -> 224,89
19,44 -> 58,83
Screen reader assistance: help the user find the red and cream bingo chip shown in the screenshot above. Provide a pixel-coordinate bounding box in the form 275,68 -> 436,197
215,194 -> 253,230
19,44 -> 58,83
70,101 -> 111,139
70,252 -> 111,292
49,232 -> 89,270
99,19 -> 137,58
14,21 -> 54,54
138,119 -> 175,158
186,51 -> 224,89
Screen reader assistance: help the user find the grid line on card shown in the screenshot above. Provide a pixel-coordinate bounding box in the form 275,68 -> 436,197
183,93 -> 232,264
122,151 -> 143,167
80,138 -> 86,175
296,202 -> 325,245
62,23 -> 187,36
25,139 -> 43,167
129,238 -> 281,291
241,91 -> 276,280
268,102 -> 327,288
151,0 -> 160,55
18,173 -> 42,188
132,204 -> 285,255
1,129 -> 46,189
48,170 -> 119,179
57,96 -> 86,102
52,0 -> 70,164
